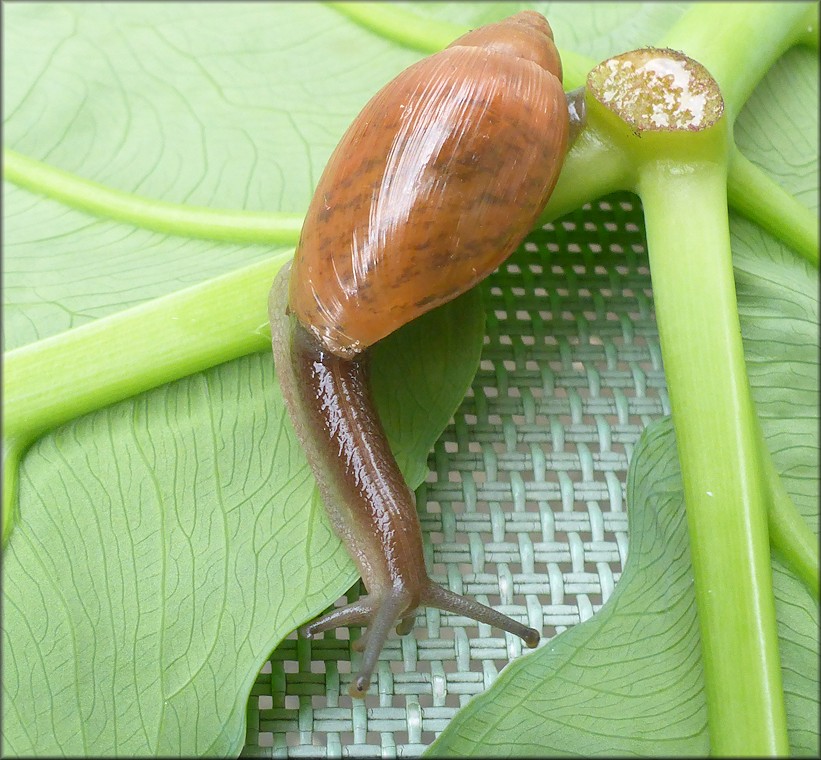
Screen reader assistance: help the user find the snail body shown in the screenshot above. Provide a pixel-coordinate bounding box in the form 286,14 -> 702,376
270,10 -> 569,698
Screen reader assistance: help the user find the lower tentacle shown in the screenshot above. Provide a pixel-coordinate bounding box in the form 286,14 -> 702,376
299,582 -> 538,699
395,614 -> 416,636
349,588 -> 413,698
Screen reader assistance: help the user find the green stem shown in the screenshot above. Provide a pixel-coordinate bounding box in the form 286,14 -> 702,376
639,156 -> 789,755
540,117 -> 634,225
728,148 -> 819,266
325,0 -> 593,88
658,2 -> 814,120
325,0 -> 466,53
795,4 -> 819,48
757,420 -> 820,599
3,148 -> 303,245
2,253 -> 290,447
2,437 -> 28,546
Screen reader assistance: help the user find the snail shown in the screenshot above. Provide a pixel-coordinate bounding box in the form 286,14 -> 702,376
269,10 -> 571,698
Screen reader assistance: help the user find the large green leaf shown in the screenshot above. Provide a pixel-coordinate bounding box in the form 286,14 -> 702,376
426,418 -> 819,757
2,1 -> 817,757
1,289 -> 484,756
732,44 -> 819,527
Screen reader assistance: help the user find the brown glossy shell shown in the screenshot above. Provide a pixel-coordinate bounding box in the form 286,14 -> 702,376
289,11 -> 569,358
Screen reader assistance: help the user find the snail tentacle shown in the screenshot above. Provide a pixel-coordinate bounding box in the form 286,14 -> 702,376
395,614 -> 416,636
349,587 -> 414,698
422,580 -> 540,648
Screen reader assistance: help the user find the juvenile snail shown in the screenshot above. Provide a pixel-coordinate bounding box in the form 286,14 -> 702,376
269,10 -> 570,698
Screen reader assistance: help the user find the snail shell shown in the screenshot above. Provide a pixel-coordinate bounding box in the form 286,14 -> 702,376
289,10 -> 568,358
270,10 -> 569,698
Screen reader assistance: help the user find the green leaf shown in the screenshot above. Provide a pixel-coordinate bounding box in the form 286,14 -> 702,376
426,418 -> 819,757
772,559 -> 821,756
732,217 -> 819,526
3,1 -> 817,757
1,289 -> 484,756
2,2 -> 425,349
734,46 -> 819,211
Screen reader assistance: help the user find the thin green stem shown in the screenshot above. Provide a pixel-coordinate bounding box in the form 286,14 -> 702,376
728,148 -> 819,266
2,438 -> 28,546
658,2 -> 814,120
325,1 -> 466,53
325,0 -> 592,88
3,148 -> 303,245
2,252 -> 291,447
757,420 -> 820,599
639,157 -> 789,755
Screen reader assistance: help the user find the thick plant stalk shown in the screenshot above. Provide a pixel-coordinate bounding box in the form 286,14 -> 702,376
639,157 -> 788,755
2,253 -> 291,544
581,40 -> 794,753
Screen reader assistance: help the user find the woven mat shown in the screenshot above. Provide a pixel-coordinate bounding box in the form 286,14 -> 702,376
242,191 -> 666,757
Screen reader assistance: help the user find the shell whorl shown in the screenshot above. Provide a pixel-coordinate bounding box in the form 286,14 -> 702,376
289,11 -> 569,358
447,9 -> 562,79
